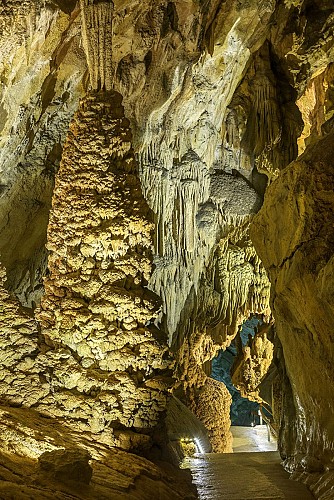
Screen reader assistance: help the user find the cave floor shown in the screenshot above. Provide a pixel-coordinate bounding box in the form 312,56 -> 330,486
232,425 -> 277,452
183,452 -> 315,499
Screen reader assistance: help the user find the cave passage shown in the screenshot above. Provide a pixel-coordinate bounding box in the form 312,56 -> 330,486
211,317 -> 277,453
211,317 -> 262,427
0,1 -> 333,499
183,452 -> 315,500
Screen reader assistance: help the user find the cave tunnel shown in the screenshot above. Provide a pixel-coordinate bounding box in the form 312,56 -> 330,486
0,1 -> 333,499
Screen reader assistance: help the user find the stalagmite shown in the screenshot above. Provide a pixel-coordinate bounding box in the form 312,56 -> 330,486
37,91 -> 170,439
34,0 -> 171,446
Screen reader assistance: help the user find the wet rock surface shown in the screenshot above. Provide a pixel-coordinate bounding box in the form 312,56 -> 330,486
251,130 -> 334,495
184,451 -> 315,500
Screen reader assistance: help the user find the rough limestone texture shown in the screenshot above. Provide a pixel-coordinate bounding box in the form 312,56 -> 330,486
231,322 -> 274,403
193,378 -> 233,454
0,1 -> 334,498
0,405 -> 196,500
0,265 -> 47,407
37,90 -> 171,439
251,130 -> 334,494
0,266 -> 196,497
173,230 -> 271,452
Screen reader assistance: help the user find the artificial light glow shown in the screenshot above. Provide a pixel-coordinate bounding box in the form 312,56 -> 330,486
194,437 -> 205,454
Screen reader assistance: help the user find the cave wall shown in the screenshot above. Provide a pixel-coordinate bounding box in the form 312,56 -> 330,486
0,0 -> 333,497
251,129 -> 334,484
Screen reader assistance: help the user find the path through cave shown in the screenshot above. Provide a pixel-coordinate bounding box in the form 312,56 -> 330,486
183,452 -> 315,500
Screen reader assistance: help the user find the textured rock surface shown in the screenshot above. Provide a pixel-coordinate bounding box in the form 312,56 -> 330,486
36,90 -> 171,440
194,378 -> 233,454
0,406 -> 196,500
251,130 -> 334,489
0,0 -> 333,498
211,318 -> 263,426
231,321 -> 274,403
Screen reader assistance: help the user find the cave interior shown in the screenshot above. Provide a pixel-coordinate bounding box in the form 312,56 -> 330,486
0,0 -> 333,499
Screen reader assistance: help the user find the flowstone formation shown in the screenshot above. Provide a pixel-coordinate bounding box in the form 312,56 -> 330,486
194,378 -> 233,454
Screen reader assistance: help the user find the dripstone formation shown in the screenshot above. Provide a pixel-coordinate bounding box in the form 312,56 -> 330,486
37,90 -> 170,440
0,0 -> 333,498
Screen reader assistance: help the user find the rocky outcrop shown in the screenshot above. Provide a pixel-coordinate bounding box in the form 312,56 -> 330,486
0,405 -> 196,500
194,378 -> 233,454
251,130 -> 334,490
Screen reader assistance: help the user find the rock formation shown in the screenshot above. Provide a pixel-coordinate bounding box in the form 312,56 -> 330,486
251,129 -> 334,494
0,0 -> 333,498
36,89 -> 171,442
231,321 -> 274,403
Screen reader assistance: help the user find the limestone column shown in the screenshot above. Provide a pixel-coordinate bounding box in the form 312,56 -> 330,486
37,0 -> 170,445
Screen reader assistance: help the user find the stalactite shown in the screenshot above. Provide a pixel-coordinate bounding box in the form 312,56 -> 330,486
80,0 -> 113,91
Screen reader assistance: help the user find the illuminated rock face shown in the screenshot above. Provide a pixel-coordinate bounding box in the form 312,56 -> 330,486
231,322 -> 274,403
0,265 -> 46,406
193,378 -> 233,454
0,1 -> 334,497
251,130 -> 334,475
37,90 -> 170,440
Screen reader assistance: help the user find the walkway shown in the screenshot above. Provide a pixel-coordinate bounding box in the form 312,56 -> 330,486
232,425 -> 277,453
183,452 -> 314,499
182,427 -> 314,499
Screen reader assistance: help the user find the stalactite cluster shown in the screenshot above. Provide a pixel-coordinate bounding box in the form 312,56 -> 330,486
171,230 -> 271,452
80,0 -> 113,91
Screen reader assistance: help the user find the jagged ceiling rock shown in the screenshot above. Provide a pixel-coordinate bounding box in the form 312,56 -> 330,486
269,0 -> 334,93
